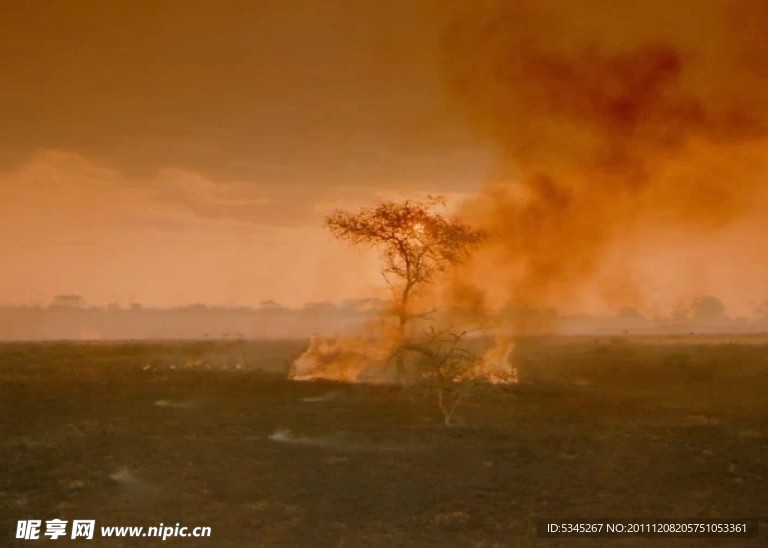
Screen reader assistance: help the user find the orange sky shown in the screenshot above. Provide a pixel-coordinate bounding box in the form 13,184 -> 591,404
0,1 -> 487,308
2,1 -> 768,317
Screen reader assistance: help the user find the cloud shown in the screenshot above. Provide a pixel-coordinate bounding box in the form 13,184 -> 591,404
0,150 -> 382,307
2,150 -> 309,229
144,168 -> 276,223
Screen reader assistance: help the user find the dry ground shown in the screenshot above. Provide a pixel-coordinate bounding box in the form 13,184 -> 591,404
1,338 -> 767,547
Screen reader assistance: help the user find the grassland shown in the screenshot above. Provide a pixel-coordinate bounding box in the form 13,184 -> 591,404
1,337 -> 766,546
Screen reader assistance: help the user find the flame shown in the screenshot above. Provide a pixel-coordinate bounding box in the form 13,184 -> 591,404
289,333 -> 399,384
289,332 -> 518,386
473,339 -> 518,384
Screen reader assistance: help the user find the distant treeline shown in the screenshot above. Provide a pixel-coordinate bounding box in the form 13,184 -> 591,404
1,298 -> 767,341
0,300 -> 386,340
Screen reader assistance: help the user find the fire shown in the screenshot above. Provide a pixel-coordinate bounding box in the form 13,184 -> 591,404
289,1 -> 768,385
474,339 -> 518,384
289,334 -> 398,384
289,333 -> 518,386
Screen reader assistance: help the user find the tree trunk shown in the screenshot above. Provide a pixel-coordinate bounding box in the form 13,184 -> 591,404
394,293 -> 409,384
394,351 -> 405,384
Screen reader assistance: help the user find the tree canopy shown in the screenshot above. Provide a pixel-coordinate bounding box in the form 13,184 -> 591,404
325,196 -> 486,327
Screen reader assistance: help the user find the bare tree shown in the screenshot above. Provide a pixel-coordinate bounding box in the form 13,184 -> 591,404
403,328 -> 481,426
326,196 -> 486,379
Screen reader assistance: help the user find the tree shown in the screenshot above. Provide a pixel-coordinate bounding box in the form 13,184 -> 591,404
326,195 -> 486,380
50,294 -> 87,309
403,328 -> 482,426
691,295 -> 726,323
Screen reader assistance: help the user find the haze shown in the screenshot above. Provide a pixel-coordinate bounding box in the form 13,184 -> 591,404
0,1 -> 486,308
2,0 -> 768,319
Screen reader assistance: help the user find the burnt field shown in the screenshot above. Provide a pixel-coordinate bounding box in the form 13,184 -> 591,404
1,337 -> 767,547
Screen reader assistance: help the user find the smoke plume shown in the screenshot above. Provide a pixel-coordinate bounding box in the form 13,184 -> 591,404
439,0 -> 768,316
